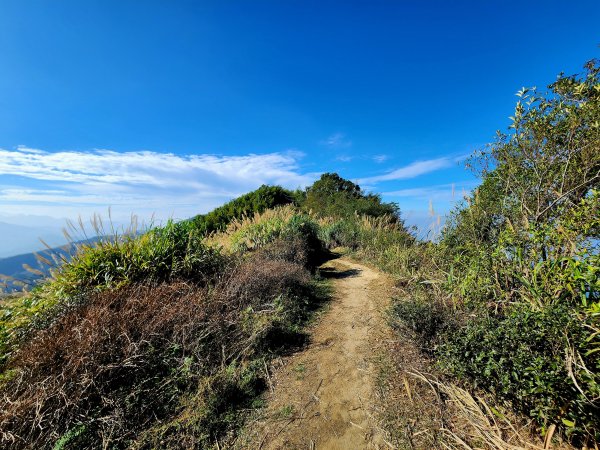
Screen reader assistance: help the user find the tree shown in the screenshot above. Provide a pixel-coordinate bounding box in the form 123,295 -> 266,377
302,173 -> 400,219
474,59 -> 600,232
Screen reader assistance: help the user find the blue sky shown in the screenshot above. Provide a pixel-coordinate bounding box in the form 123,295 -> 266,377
1,0 -> 599,241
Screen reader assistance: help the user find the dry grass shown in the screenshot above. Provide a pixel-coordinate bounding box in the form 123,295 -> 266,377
219,256 -> 310,309
1,282 -> 216,448
0,236 -> 323,449
407,371 -> 567,450
207,205 -> 300,252
374,335 -> 449,449
375,337 -> 572,450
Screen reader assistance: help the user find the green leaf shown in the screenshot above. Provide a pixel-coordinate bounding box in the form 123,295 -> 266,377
561,418 -> 575,428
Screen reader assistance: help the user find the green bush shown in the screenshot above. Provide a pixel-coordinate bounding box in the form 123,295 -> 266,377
390,299 -> 458,353
318,219 -> 361,249
438,304 -> 599,441
49,220 -> 222,297
190,185 -> 295,235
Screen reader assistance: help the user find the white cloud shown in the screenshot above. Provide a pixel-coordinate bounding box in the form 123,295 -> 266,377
0,146 -> 317,224
372,154 -> 388,163
320,133 -> 352,149
383,181 -> 478,202
357,157 -> 454,184
0,146 -> 311,188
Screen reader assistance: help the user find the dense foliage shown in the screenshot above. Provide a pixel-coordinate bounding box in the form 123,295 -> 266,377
377,60 -> 599,445
190,185 -> 295,235
437,60 -> 600,443
302,172 -> 400,219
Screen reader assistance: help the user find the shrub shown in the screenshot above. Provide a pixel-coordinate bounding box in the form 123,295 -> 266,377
318,218 -> 361,249
208,206 -> 323,265
390,298 -> 458,354
190,185 -> 295,235
438,304 -> 600,442
428,59 -> 600,444
0,220 -> 223,367
1,282 -> 216,448
45,220 -> 222,298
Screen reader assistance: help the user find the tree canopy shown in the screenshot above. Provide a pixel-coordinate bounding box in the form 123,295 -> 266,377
302,173 -> 400,219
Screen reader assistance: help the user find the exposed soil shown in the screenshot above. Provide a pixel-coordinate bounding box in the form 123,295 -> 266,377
239,257 -> 396,449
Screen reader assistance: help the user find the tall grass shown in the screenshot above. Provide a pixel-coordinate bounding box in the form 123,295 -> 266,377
207,205 -> 323,270
318,214 -> 439,283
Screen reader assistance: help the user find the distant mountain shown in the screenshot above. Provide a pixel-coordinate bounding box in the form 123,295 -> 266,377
0,245 -> 69,294
0,221 -> 68,259
0,239 -> 98,294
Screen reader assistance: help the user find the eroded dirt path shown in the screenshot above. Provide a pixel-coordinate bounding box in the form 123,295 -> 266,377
241,257 -> 394,450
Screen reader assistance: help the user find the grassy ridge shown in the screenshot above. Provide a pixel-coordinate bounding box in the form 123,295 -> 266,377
0,205 -> 329,449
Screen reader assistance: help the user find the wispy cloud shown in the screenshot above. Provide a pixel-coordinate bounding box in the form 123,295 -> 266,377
336,153 -> 389,164
0,146 -> 317,223
0,146 -> 311,187
383,181 -> 478,202
320,133 -> 352,149
357,156 -> 455,184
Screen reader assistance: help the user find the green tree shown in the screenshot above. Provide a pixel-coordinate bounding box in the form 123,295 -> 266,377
472,59 -> 599,235
302,173 -> 400,219
437,60 -> 600,442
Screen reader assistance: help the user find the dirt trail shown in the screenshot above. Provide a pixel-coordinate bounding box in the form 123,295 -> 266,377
242,257 -> 394,450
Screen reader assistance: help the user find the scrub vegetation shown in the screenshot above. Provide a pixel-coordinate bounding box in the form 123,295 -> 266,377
0,59 -> 598,449
320,60 -> 599,447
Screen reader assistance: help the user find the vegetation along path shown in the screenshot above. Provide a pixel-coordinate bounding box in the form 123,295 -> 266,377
242,256 -> 394,449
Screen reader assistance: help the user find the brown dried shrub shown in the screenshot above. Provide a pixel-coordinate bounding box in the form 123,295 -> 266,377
251,236 -> 311,268
219,255 -> 311,307
0,240 -> 320,449
1,283 -> 215,448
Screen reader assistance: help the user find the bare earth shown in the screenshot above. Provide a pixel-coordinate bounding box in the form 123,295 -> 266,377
240,257 -> 395,450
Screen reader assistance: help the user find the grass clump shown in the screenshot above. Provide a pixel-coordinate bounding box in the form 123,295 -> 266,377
208,205 -> 324,269
189,185 -> 296,235
45,219 -> 222,297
